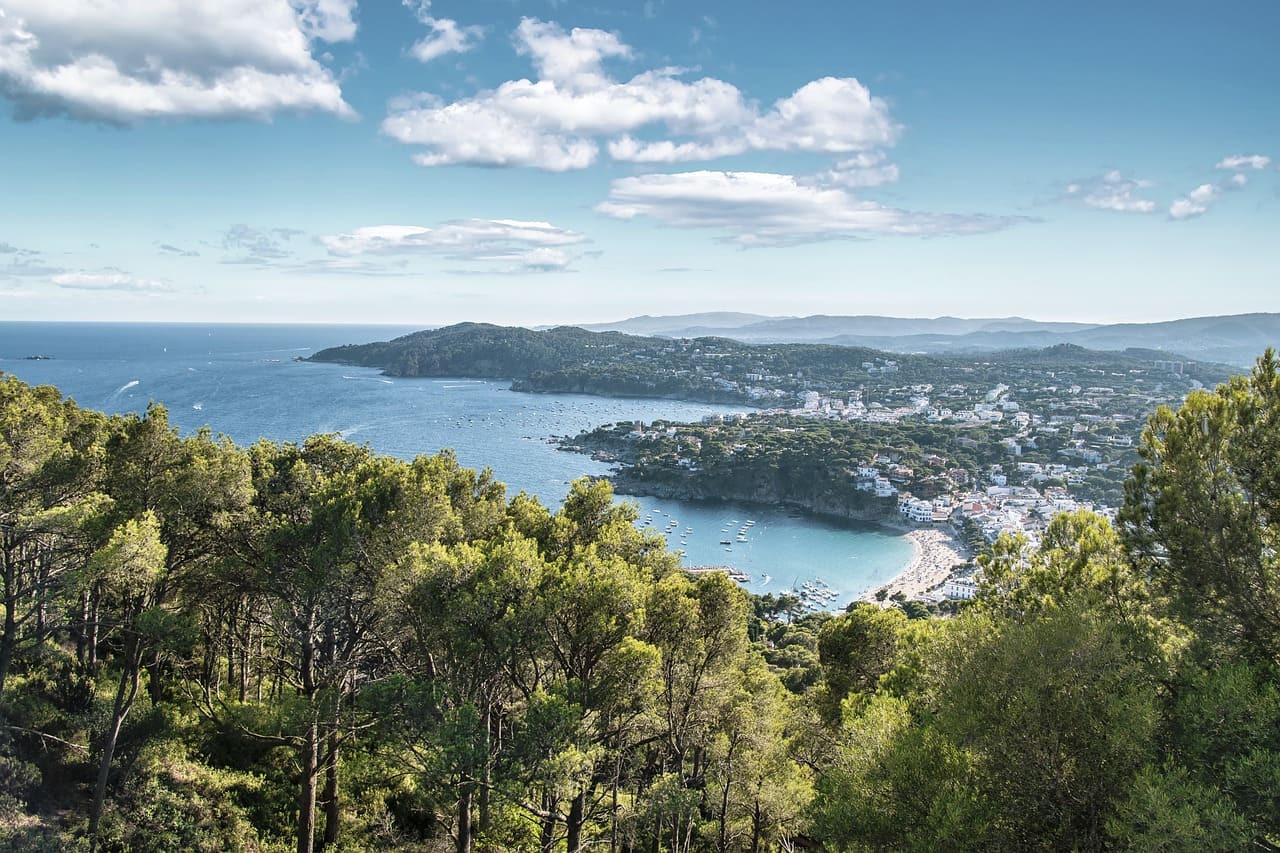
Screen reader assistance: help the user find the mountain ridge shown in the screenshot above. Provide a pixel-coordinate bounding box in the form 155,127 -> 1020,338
572,312 -> 1280,366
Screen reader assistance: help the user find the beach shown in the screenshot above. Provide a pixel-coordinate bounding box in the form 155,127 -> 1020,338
862,525 -> 970,602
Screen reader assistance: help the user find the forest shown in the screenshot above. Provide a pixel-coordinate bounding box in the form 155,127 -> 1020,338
2,352 -> 1280,851
566,416 -> 1006,512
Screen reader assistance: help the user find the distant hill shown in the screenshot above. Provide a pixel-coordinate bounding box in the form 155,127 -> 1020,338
570,312 -> 774,335
576,312 -> 1280,366
309,322 -> 1237,413
580,313 -> 1099,340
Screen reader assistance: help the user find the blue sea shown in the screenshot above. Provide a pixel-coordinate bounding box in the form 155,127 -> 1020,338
0,322 -> 910,607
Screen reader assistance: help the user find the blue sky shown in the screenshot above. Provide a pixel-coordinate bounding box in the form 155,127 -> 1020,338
1,0 -> 1276,325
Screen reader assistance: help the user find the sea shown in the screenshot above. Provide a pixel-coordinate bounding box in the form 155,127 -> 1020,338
0,322 -> 911,608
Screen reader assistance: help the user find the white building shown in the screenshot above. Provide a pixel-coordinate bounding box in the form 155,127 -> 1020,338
943,577 -> 980,600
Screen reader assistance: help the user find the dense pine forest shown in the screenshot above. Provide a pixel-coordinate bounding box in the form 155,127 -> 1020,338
2,353 -> 1280,851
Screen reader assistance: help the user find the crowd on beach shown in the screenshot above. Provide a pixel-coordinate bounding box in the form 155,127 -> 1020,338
861,527 -> 970,603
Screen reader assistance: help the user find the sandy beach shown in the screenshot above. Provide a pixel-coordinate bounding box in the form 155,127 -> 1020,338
862,526 -> 971,602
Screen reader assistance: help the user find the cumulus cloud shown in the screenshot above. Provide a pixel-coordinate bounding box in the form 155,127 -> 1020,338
0,0 -> 356,122
595,171 -> 1020,247
1063,170 -> 1156,213
382,17 -> 898,170
1216,154 -> 1271,171
813,151 -> 900,188
52,271 -> 173,292
1169,183 -> 1221,220
158,243 -> 200,257
1166,155 -> 1267,220
320,218 -> 590,272
405,1 -> 483,63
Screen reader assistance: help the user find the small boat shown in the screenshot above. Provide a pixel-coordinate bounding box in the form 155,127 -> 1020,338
720,540 -> 732,545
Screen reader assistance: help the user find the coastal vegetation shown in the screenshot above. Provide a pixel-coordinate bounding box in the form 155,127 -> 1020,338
3,353 -> 1280,851
310,323 -> 1228,412
565,415 -> 1004,516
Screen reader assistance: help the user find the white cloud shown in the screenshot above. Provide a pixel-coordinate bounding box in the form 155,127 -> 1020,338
746,78 -> 898,153
606,135 -> 742,164
320,219 -> 589,272
814,151 -> 900,188
405,1 -> 483,63
383,17 -> 897,170
293,0 -> 358,42
1216,154 -> 1271,170
52,271 -> 173,292
1063,170 -> 1156,213
1169,183 -> 1221,220
595,171 -> 1019,247
385,96 -> 599,170
514,17 -> 631,88
0,1 -> 355,122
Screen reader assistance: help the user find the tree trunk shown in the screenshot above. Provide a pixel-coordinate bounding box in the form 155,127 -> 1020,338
88,633 -> 142,853
566,789 -> 586,853
146,656 -> 165,705
718,776 -> 731,852
0,596 -> 15,698
718,738 -> 737,853
457,783 -> 473,853
297,719 -> 318,853
87,594 -> 100,675
321,728 -> 341,848
74,588 -> 90,669
297,613 -> 318,853
239,621 -> 249,703
227,605 -> 237,696
0,543 -> 17,696
478,702 -> 492,834
540,790 -> 557,853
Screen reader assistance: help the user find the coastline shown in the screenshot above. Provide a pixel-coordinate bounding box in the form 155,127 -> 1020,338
860,525 -> 970,603
606,478 -> 973,603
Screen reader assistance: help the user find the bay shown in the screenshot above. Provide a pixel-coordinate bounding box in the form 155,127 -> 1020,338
0,321 -> 911,607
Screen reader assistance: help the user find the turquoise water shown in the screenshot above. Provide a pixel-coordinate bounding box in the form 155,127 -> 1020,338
0,322 -> 911,607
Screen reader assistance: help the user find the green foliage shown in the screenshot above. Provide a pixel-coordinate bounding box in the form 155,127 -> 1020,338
815,604 -> 905,723
1106,764 -> 1252,852
1123,349 -> 1280,663
94,733 -> 279,853
4,353 -> 1280,852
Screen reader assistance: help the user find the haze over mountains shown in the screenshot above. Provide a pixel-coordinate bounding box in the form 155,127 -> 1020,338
574,312 -> 1280,367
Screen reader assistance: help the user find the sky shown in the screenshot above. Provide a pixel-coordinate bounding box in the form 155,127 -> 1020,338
0,0 -> 1277,326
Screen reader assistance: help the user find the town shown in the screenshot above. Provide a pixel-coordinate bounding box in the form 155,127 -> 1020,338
563,347 -> 1218,603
